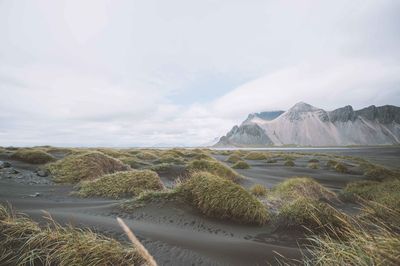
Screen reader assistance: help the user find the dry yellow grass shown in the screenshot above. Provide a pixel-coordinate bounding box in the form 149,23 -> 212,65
77,170 -> 164,199
47,151 -> 129,183
0,205 -> 149,266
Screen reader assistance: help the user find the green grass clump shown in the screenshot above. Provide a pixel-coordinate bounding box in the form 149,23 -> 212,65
304,214 -> 400,266
284,160 -> 295,167
334,162 -> 348,173
10,149 -> 56,164
362,164 -> 398,180
250,184 -> 268,197
77,170 -> 164,199
187,159 -> 241,182
154,154 -> 185,165
277,197 -> 346,231
135,151 -> 158,161
0,205 -> 149,266
180,172 -> 269,225
244,152 -> 267,160
47,152 -> 129,183
119,156 -> 149,169
308,158 -> 320,163
326,160 -> 349,173
341,179 -> 400,226
226,154 -> 242,163
326,159 -> 339,168
232,160 -> 250,169
272,177 -> 337,202
308,162 -> 320,169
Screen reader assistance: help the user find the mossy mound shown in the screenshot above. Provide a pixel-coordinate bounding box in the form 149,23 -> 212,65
0,205 -> 149,266
47,152 -> 129,183
77,170 -> 164,199
284,160 -> 295,167
250,184 -> 268,197
232,161 -> 250,169
226,154 -> 242,163
273,177 -> 337,202
244,152 -> 267,160
187,159 -> 241,182
277,197 -> 346,231
180,172 -> 269,225
10,149 -> 56,164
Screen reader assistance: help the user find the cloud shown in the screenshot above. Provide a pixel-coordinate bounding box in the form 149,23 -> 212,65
0,0 -> 399,146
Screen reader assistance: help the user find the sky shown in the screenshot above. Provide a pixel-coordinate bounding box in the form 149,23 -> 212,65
0,0 -> 399,147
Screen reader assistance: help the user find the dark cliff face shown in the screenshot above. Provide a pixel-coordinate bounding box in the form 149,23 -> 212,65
329,105 -> 357,122
215,124 -> 273,147
356,105 -> 400,124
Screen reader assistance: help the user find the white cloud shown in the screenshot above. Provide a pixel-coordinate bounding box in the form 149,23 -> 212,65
0,0 -> 399,146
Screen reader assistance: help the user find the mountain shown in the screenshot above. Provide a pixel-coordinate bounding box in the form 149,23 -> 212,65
214,102 -> 400,147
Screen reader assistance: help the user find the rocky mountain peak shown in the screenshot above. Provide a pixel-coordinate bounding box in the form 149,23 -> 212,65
288,102 -> 318,113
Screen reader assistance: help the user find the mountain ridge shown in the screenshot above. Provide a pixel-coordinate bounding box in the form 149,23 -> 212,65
214,102 -> 400,147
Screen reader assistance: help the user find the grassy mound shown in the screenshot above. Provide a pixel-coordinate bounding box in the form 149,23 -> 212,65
308,158 -> 320,163
266,158 -> 277,163
283,160 -> 295,167
47,152 -> 129,183
362,164 -> 398,180
277,197 -> 346,231
187,159 -> 241,182
0,205 -> 148,266
308,162 -> 319,169
244,152 -> 267,160
180,172 -> 269,225
226,154 -> 242,163
135,151 -> 158,161
304,214 -> 400,265
154,154 -> 185,165
326,160 -> 349,173
250,184 -> 268,197
341,179 -> 400,226
77,170 -> 164,199
272,177 -> 337,202
232,160 -> 250,169
10,149 -> 56,164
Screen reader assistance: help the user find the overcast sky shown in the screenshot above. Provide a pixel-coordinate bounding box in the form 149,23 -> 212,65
0,0 -> 399,147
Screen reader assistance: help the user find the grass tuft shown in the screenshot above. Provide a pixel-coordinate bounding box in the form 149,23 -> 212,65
244,152 -> 267,160
187,159 -> 241,182
179,172 -> 269,225
232,160 -> 250,169
10,149 -> 56,164
272,177 -> 337,202
47,152 -> 129,183
0,205 -> 150,266
250,184 -> 268,197
226,154 -> 242,163
77,170 -> 164,199
304,211 -> 400,266
308,162 -> 320,169
277,197 -> 347,232
284,160 -> 295,167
